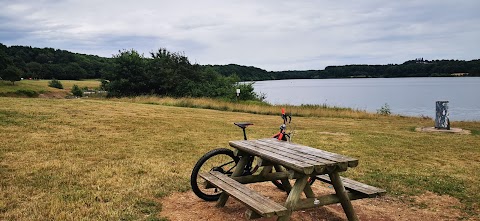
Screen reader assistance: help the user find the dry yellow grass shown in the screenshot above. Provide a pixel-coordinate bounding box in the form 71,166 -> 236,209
110,96 -> 385,119
0,79 -> 101,97
0,97 -> 479,220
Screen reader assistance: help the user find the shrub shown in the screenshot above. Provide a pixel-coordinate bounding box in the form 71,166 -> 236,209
15,89 -> 39,97
48,79 -> 63,89
71,84 -> 83,97
377,103 -> 391,115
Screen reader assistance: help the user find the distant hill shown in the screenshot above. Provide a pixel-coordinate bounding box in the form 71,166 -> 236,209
0,43 -> 112,80
316,58 -> 480,79
1,43 -> 479,81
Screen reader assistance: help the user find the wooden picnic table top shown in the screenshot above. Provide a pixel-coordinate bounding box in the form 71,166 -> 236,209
229,138 -> 358,175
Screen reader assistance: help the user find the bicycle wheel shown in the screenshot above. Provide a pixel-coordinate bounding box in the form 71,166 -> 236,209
190,148 -> 239,201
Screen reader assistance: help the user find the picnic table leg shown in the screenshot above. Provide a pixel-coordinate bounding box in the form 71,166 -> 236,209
277,175 -> 309,221
274,165 -> 292,193
260,165 -> 273,176
216,152 -> 250,207
329,172 -> 359,221
303,179 -> 315,198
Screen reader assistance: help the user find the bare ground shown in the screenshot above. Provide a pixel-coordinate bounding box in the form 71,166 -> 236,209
161,182 -> 473,221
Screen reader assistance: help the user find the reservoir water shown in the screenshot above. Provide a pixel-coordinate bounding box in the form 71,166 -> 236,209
252,77 -> 480,121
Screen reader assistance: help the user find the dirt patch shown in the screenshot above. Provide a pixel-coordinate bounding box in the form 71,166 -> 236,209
415,127 -> 471,135
38,91 -> 68,98
161,182 -> 471,221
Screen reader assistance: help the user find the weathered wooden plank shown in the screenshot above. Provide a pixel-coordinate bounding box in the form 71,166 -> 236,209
259,138 -> 358,167
201,171 -> 288,217
316,174 -> 386,197
294,193 -> 365,210
239,140 -> 329,174
255,139 -> 338,165
217,151 -> 250,207
274,165 -> 292,193
303,182 -> 315,198
260,166 -> 273,176
258,158 -> 275,166
245,209 -> 262,220
254,140 -> 349,173
219,172 -> 287,217
329,172 -> 359,221
231,172 -> 292,184
255,139 -> 350,172
201,172 -> 276,216
233,140 -> 318,167
278,176 -> 309,221
253,140 -> 336,173
229,141 -> 315,174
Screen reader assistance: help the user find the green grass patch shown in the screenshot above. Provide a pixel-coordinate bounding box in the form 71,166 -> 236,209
471,129 -> 480,135
367,172 -> 467,197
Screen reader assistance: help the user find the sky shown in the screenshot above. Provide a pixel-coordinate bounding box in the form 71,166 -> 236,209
1,0 -> 479,71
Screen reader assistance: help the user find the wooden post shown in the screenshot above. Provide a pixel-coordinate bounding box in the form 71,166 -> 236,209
274,165 -> 292,193
329,172 -> 359,221
278,175 -> 309,221
260,166 -> 273,176
303,179 -> 315,198
216,152 -> 250,207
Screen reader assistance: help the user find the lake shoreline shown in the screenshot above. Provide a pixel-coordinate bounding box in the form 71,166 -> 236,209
253,77 -> 480,121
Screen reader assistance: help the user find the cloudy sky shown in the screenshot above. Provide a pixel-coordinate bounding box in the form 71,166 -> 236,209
1,0 -> 479,71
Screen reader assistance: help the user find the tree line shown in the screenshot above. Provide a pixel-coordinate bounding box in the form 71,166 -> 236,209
208,59 -> 480,80
102,49 -> 261,100
0,43 -> 112,81
1,43 -> 479,90
316,58 -> 480,79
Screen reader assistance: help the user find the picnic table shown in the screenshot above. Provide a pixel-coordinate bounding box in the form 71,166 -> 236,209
200,138 -> 385,221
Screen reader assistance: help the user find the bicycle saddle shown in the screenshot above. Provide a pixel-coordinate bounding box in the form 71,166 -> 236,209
234,122 -> 254,129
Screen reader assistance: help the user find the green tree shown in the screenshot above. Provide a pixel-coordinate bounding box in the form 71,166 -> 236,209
106,49 -> 147,97
0,47 -> 12,72
1,66 -> 22,85
48,79 -> 63,89
71,84 -> 83,97
26,62 -> 42,79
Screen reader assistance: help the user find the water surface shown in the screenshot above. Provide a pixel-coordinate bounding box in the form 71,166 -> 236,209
253,77 -> 480,121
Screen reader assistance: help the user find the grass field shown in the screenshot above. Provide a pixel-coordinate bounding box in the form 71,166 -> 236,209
0,97 -> 479,220
0,79 -> 101,97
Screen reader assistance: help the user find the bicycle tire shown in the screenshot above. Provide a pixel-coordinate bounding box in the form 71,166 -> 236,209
190,148 -> 239,201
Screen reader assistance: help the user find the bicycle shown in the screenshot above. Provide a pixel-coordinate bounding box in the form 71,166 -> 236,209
190,108 -> 315,201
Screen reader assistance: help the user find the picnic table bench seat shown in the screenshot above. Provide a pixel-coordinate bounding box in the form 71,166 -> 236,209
315,174 -> 386,198
200,171 -> 288,219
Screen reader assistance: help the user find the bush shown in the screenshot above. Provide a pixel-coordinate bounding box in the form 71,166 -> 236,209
71,84 -> 83,97
48,79 -> 63,89
377,103 -> 391,115
232,82 -> 265,101
15,89 -> 39,97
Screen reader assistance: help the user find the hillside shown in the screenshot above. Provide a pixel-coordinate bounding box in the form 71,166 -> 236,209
0,79 -> 101,98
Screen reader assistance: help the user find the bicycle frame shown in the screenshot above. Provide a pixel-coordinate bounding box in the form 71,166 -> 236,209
273,108 -> 292,141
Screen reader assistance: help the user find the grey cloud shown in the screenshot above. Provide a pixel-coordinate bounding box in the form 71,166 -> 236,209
0,0 -> 479,71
